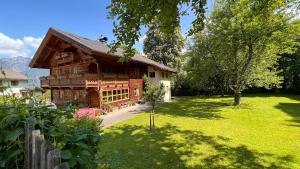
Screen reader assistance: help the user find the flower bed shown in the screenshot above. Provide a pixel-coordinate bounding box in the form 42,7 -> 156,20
74,108 -> 101,118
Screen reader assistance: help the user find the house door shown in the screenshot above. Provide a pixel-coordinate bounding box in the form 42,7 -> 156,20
87,90 -> 100,108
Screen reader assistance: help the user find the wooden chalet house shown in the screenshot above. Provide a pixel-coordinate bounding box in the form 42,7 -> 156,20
30,28 -> 176,109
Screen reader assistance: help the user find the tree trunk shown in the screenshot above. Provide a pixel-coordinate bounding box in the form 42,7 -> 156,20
234,90 -> 241,106
149,111 -> 152,130
150,110 -> 155,130
220,87 -> 225,97
152,110 -> 155,129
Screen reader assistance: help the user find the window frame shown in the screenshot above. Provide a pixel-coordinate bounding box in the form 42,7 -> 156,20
11,80 -> 19,86
149,72 -> 155,78
102,88 -> 129,103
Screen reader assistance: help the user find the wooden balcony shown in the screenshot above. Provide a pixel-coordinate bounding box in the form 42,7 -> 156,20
40,76 -> 50,87
40,73 -> 99,88
40,73 -> 130,89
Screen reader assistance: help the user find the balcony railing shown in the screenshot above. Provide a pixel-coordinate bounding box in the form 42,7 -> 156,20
40,73 -> 99,88
40,73 -> 130,88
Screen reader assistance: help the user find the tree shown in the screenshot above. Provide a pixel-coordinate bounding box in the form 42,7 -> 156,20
187,0 -> 300,105
186,33 -> 230,96
107,0 -> 207,60
143,76 -> 165,130
278,39 -> 300,93
143,22 -> 185,68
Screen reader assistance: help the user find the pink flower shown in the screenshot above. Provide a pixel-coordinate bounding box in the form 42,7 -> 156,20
74,108 -> 99,118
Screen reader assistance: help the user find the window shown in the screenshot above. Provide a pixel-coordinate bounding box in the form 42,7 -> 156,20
161,72 -> 165,78
73,66 -> 80,74
11,81 -> 19,86
149,72 -> 155,78
166,73 -> 169,78
0,80 -> 2,86
134,85 -> 139,96
102,88 -> 129,103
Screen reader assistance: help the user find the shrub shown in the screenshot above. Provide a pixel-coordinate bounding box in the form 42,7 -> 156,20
0,93 -> 103,169
50,117 -> 102,168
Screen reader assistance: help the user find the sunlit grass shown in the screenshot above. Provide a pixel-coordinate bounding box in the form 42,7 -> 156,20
98,94 -> 300,169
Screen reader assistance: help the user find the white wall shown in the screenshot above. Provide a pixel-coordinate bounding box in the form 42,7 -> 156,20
147,66 -> 172,102
0,80 -> 29,97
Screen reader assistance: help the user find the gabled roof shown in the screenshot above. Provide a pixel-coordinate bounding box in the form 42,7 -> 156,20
0,69 -> 30,80
30,28 -> 177,73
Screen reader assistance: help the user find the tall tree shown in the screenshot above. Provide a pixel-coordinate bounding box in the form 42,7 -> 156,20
186,33 -> 230,96
107,0 -> 207,60
278,39 -> 300,93
143,23 -> 185,68
188,0 -> 300,105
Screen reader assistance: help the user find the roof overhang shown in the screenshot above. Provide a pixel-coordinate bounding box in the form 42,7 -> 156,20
29,28 -> 177,73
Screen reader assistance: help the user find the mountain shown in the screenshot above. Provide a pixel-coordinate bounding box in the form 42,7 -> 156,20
0,56 -> 49,87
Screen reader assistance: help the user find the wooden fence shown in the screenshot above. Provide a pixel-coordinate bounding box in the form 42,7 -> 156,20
25,124 -> 70,169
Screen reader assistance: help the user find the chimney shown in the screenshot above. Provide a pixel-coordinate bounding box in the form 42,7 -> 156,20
98,36 -> 108,43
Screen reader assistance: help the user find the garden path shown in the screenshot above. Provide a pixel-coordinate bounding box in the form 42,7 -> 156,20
101,103 -> 151,127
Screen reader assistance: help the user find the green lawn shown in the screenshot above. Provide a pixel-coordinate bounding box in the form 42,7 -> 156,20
98,94 -> 300,169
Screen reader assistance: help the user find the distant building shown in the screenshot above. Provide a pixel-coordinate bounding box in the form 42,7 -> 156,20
0,69 -> 31,97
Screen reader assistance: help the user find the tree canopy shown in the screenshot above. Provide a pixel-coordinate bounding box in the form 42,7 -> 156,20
186,0 -> 300,105
107,0 -> 207,60
143,22 -> 185,68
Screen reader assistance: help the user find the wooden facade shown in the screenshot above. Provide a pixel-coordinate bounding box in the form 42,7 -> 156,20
30,28 -> 176,110
39,50 -> 147,109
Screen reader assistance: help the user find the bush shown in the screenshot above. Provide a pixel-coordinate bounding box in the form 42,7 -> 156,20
51,117 -> 102,168
0,94 -> 103,169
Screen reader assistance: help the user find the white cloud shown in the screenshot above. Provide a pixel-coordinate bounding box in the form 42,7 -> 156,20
0,32 -> 42,58
23,36 -> 43,48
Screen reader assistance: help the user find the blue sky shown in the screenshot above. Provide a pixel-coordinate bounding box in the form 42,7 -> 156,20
0,0 -> 213,58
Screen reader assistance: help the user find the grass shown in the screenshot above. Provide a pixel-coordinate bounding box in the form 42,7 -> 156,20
98,94 -> 300,169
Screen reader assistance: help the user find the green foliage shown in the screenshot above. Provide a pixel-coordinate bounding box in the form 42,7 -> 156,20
107,0 -> 206,60
50,117 -> 102,168
143,22 -> 185,68
185,33 -> 231,96
0,93 -> 102,169
103,102 -> 113,113
0,96 -> 28,168
143,76 -> 165,109
278,40 -> 300,93
37,90 -> 51,102
186,0 -> 300,105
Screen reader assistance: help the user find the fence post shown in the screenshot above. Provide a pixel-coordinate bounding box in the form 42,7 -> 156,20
31,130 -> 45,169
25,124 -> 34,169
53,162 -> 70,169
47,149 -> 61,169
41,141 -> 53,169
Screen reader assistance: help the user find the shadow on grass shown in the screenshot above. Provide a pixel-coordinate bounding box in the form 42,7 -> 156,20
275,103 -> 300,127
156,97 -> 231,120
99,124 -> 294,169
